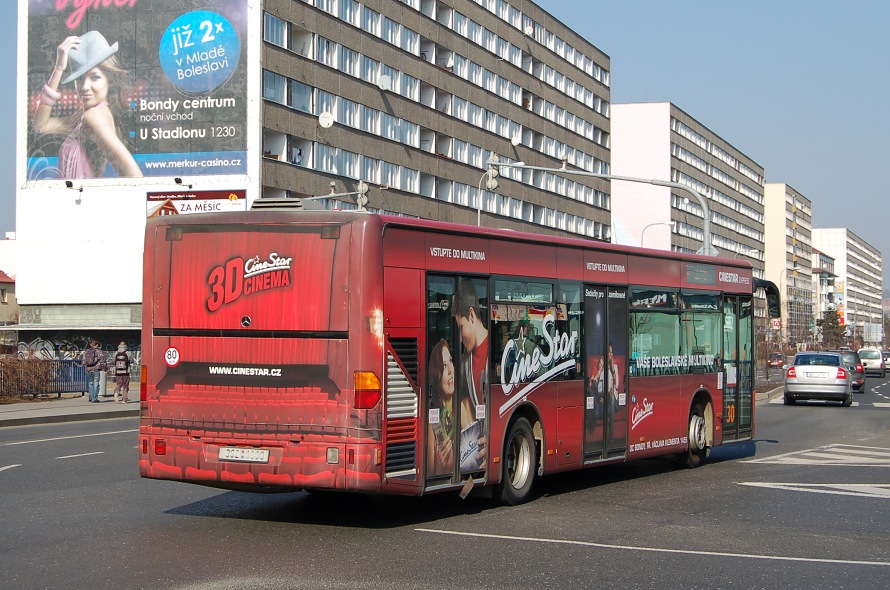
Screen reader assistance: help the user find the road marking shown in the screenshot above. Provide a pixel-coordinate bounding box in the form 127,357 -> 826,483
739,482 -> 890,498
0,464 -> 22,472
744,444 -> 890,466
769,398 -> 859,406
415,529 -> 890,567
875,402 -> 890,408
56,452 -> 104,459
1,429 -> 137,447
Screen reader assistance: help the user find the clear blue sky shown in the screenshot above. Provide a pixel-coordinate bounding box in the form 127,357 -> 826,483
2,2 -> 888,292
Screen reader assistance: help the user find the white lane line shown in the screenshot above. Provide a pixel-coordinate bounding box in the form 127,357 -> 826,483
1,429 -> 137,447
0,464 -> 22,472
415,529 -> 890,567
56,452 -> 104,459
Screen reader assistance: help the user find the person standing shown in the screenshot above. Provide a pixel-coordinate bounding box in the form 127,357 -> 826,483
113,342 -> 132,404
82,340 -> 107,403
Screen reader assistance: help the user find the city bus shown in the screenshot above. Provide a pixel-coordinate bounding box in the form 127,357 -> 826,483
138,206 -> 780,505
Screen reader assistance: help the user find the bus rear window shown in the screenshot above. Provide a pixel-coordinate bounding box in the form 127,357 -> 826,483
156,225 -> 349,332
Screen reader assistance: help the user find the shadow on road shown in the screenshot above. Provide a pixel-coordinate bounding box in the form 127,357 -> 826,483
165,441 -> 773,528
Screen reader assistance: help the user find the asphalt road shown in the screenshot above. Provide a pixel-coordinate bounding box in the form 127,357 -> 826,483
2,378 -> 889,590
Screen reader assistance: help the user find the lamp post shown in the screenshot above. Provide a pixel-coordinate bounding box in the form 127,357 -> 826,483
488,156 -> 718,256
640,221 -> 675,248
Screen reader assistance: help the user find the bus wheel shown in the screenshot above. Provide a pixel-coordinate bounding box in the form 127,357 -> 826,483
494,417 -> 536,505
675,402 -> 708,469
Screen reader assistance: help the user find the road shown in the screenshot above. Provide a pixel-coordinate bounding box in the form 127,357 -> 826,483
1,379 -> 889,590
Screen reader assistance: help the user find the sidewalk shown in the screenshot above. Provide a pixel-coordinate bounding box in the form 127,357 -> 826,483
0,385 -> 786,429
0,392 -> 139,427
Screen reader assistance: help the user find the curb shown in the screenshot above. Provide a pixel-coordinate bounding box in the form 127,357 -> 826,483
1,409 -> 140,428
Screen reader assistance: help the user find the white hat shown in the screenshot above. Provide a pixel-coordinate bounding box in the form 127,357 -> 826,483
62,31 -> 119,84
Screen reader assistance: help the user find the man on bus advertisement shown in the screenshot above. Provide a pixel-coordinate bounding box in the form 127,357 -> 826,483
451,278 -> 489,474
25,0 -> 248,181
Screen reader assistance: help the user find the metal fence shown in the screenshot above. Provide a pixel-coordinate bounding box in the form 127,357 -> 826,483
0,359 -> 88,398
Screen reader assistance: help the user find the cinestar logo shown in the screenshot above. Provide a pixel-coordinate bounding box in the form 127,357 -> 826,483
631,398 -> 654,430
206,253 -> 293,312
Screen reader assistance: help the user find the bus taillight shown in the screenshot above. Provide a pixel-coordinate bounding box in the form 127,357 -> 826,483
354,371 -> 382,409
140,365 -> 148,402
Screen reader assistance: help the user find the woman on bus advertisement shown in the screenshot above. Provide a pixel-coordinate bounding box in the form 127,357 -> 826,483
451,278 -> 488,474
427,339 -> 456,476
32,31 -> 142,179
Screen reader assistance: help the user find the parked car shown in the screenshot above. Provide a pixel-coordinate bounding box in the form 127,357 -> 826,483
858,348 -> 886,377
783,351 -> 852,407
883,350 -> 890,365
768,352 -> 786,367
829,350 -> 865,392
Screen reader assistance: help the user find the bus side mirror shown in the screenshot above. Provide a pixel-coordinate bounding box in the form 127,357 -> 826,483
754,279 -> 781,319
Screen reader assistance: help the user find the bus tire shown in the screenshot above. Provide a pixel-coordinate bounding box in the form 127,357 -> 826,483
494,417 -> 536,506
675,402 -> 708,469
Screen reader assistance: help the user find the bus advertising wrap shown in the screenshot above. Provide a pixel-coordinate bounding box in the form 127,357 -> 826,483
26,0 -> 248,181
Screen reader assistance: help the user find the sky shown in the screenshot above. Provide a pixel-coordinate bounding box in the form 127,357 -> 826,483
2,1 -> 889,292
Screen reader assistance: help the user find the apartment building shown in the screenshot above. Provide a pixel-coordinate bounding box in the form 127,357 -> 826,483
812,228 -> 883,346
610,102 -> 766,277
764,183 -> 814,348
261,0 -> 612,236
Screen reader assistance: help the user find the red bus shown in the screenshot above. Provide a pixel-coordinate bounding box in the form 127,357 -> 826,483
139,208 -> 779,504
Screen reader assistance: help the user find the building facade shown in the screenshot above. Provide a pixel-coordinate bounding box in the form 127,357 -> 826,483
13,0 -> 613,356
610,102 -> 766,277
811,248 -> 837,346
812,228 -> 883,346
262,0 -> 612,238
764,183 -> 814,349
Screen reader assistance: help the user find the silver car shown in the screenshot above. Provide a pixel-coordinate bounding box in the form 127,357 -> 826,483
784,352 -> 852,407
857,348 -> 885,377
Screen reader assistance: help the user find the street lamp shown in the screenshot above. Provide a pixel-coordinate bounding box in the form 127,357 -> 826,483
640,221 -> 675,248
477,152 -> 505,226
488,156 -> 718,256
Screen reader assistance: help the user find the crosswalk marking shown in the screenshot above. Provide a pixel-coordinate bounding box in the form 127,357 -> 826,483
739,482 -> 890,499
744,444 -> 890,466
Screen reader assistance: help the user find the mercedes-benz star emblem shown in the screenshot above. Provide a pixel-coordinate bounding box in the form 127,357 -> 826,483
241,316 -> 252,327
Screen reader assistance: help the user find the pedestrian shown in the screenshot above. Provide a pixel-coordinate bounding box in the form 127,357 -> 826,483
82,339 -> 107,402
113,341 -> 131,403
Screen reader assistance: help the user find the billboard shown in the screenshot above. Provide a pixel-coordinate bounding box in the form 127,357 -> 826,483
147,189 -> 247,216
25,0 -> 248,181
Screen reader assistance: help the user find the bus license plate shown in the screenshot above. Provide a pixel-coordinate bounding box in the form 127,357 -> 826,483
218,447 -> 270,464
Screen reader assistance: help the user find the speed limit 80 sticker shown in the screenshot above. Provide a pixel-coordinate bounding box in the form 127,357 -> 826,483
164,346 -> 181,367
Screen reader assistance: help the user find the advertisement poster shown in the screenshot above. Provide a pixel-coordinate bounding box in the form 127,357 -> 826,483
26,0 -> 248,181
584,286 -> 628,457
147,189 -> 246,216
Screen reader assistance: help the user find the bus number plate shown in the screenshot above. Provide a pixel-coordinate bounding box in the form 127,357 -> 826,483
218,447 -> 270,464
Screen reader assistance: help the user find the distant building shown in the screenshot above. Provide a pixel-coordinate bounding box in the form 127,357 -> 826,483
0,270 -> 15,324
811,249 -> 837,346
812,228 -> 883,346
764,183 -> 813,348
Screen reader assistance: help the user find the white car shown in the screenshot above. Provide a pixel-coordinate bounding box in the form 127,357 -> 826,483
857,348 -> 885,377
